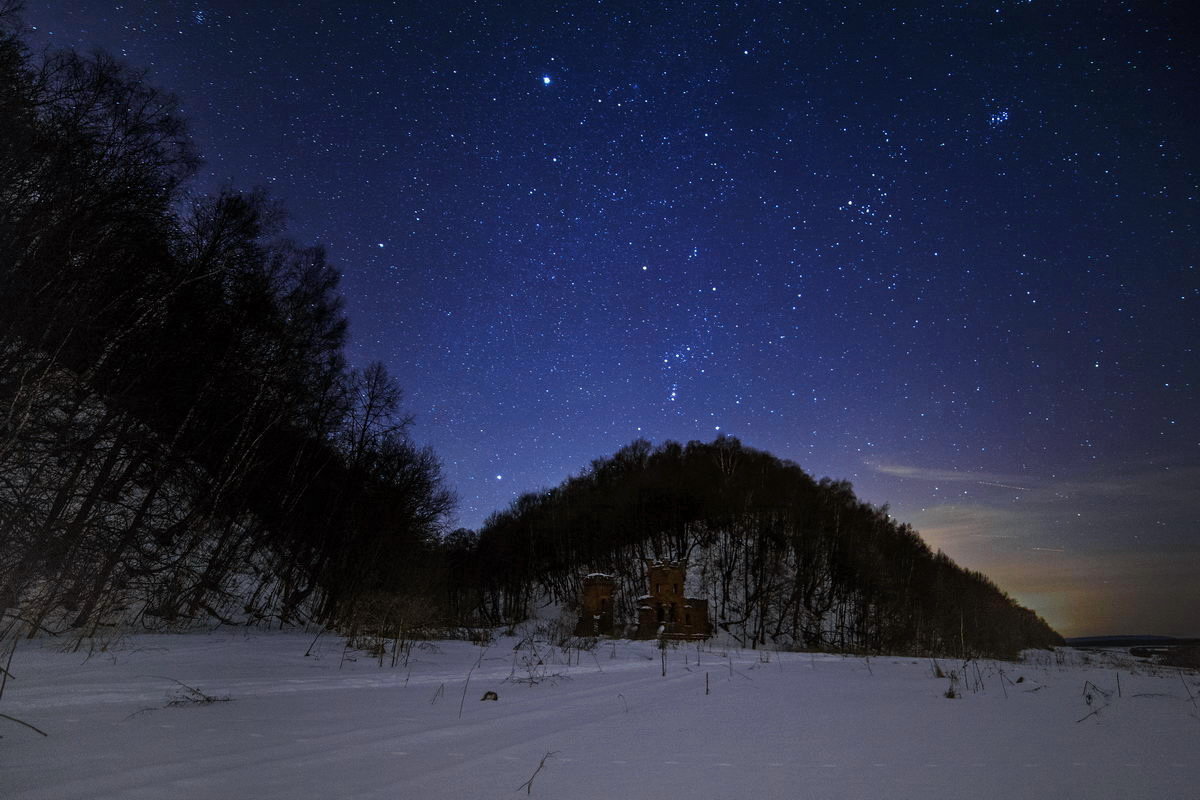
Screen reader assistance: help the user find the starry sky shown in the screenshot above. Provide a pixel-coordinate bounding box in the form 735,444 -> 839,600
23,1 -> 1197,638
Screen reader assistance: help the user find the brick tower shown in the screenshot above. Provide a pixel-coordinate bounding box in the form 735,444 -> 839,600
574,573 -> 616,636
635,560 -> 710,639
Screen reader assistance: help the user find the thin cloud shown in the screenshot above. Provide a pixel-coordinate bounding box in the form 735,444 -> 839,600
868,462 -> 1023,485
870,460 -> 1200,503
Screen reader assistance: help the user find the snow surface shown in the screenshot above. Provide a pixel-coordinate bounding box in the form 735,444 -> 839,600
3,632 -> 1197,799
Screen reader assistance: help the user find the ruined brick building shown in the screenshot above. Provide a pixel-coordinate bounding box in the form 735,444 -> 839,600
634,560 -> 711,639
574,573 -> 617,636
574,561 -> 710,639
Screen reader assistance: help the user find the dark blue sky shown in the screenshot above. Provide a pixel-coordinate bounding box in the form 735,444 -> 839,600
24,1 -> 1197,636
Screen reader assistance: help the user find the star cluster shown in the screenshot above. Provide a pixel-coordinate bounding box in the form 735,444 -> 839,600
26,1 -> 1197,636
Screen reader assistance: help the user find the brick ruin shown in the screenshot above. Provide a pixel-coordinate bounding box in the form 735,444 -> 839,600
574,561 -> 710,639
574,573 -> 617,637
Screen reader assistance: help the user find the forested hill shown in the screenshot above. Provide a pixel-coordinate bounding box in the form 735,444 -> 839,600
0,11 -> 453,641
469,438 -> 1062,659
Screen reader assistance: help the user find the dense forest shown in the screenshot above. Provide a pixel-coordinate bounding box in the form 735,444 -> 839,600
0,6 -> 453,643
460,438 -> 1062,659
1,7 -> 1058,659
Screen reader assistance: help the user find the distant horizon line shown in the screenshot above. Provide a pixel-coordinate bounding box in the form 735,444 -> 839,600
1064,634 -> 1200,644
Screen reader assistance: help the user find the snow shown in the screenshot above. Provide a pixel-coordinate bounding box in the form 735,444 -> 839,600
3,632 -> 1198,799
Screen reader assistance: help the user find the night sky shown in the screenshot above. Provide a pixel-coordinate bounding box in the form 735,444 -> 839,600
23,1 -> 1197,638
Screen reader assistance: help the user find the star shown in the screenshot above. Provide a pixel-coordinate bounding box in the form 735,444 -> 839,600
25,0 -> 1196,638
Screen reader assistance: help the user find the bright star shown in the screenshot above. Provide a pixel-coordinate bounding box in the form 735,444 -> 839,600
542,75 -> 552,86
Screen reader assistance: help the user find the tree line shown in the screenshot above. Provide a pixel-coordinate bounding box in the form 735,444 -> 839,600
0,6 -> 453,642
456,438 -> 1061,659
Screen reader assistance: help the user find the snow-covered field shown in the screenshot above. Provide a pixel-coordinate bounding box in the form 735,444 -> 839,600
3,631 -> 1197,799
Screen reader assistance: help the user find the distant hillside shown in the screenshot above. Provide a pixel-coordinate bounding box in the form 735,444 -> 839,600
1067,636 -> 1200,648
461,438 -> 1062,659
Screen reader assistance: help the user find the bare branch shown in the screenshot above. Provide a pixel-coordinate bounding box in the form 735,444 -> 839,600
516,751 -> 557,795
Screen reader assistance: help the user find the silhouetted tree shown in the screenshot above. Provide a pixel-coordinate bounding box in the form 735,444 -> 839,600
0,12 -> 454,639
